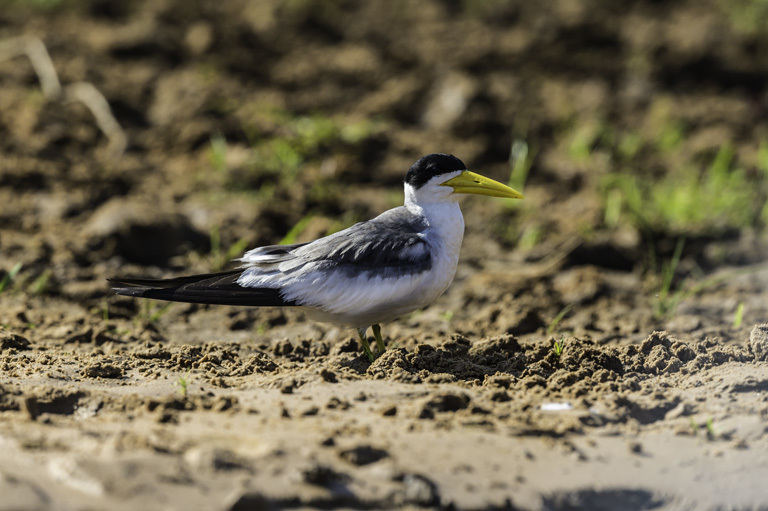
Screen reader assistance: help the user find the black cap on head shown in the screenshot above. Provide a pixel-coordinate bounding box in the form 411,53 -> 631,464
404,153 -> 467,189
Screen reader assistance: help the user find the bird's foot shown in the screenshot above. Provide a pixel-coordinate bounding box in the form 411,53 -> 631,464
357,325 -> 387,362
372,324 -> 386,354
357,328 -> 376,362
362,344 -> 375,363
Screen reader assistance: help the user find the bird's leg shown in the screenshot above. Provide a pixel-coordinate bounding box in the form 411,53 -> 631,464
356,327 -> 375,362
372,324 -> 386,354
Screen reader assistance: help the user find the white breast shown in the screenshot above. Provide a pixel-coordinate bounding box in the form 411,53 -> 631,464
300,201 -> 465,328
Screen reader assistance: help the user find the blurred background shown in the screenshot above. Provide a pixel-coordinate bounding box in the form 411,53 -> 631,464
2,0 -> 768,343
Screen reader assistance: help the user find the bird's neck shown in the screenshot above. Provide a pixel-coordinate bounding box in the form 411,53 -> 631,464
404,183 -> 465,254
407,200 -> 465,255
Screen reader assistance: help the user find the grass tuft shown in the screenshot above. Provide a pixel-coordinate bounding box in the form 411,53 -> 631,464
176,371 -> 191,398
209,134 -> 229,173
280,214 -> 316,245
721,0 -> 768,34
30,269 -> 51,295
654,237 -> 686,320
0,262 -> 23,293
138,301 -> 174,325
508,138 -> 534,193
209,226 -> 250,271
732,302 -> 745,328
602,142 -> 763,236
236,107 -> 384,185
553,337 -> 565,357
548,304 -> 574,334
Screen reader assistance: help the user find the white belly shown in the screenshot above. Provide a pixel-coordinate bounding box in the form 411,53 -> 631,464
302,202 -> 464,328
303,246 -> 460,328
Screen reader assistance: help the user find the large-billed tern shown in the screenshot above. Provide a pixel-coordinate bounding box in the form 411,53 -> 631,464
110,154 -> 524,361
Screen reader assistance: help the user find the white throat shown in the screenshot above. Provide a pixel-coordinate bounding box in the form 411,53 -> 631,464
403,177 -> 465,278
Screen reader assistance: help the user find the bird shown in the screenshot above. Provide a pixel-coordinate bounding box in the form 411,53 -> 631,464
110,153 -> 524,361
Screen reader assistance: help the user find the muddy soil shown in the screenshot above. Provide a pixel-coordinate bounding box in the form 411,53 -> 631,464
2,1 -> 768,510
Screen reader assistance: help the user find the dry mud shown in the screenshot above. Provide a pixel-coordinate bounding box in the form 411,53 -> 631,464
2,1 -> 768,510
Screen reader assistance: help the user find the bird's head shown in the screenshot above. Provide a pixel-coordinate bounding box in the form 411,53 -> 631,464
404,153 -> 524,206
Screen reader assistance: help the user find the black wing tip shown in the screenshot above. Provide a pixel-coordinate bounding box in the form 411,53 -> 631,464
108,273 -> 295,307
112,286 -> 149,298
108,278 -> 152,288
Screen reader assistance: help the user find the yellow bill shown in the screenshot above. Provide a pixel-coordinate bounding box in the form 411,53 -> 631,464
440,170 -> 524,199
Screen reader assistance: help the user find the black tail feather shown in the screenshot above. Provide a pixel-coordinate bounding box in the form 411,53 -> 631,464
108,270 -> 295,307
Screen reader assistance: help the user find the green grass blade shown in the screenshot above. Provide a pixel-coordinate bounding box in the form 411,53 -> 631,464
0,262 -> 23,293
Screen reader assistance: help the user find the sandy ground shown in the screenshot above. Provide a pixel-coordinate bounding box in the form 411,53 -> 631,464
2,1 -> 768,510
2,295 -> 768,510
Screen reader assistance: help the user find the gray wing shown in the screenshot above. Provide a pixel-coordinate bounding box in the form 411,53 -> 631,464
239,241 -> 310,264
293,207 -> 432,279
240,207 -> 432,281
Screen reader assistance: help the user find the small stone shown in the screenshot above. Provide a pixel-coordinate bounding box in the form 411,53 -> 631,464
301,463 -> 347,485
319,368 -> 337,383
381,405 -> 397,417
279,378 -> 296,394
301,406 -> 319,417
401,473 -> 440,506
156,410 -> 177,424
326,397 -> 351,410
338,445 -> 389,466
